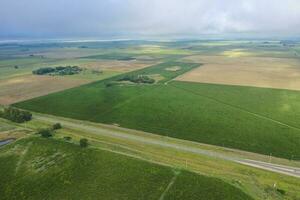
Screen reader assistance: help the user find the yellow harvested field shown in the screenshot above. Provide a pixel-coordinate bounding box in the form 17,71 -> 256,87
82,60 -> 157,72
0,75 -> 89,105
177,55 -> 300,91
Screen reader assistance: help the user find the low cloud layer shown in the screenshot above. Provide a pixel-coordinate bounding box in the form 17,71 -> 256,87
1,0 -> 300,38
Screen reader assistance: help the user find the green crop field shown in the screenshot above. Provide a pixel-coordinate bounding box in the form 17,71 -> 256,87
0,137 -> 253,200
15,60 -> 300,160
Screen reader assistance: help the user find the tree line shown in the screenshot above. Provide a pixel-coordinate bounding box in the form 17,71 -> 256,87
0,107 -> 32,123
32,66 -> 82,76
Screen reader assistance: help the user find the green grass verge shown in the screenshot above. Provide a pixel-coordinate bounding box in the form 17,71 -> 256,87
0,137 -> 253,200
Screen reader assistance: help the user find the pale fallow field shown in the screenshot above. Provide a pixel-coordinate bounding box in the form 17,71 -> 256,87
177,52 -> 300,91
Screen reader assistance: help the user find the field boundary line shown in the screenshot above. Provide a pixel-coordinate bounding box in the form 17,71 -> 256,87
170,83 -> 300,131
158,171 -> 180,200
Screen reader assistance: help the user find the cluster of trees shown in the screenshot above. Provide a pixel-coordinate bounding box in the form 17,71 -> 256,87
37,122 -> 88,148
0,107 -> 32,123
119,75 -> 155,84
32,66 -> 82,76
37,123 -> 62,138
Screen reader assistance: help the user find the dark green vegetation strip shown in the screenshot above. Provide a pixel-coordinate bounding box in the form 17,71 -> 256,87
0,137 -> 253,200
15,62 -> 300,160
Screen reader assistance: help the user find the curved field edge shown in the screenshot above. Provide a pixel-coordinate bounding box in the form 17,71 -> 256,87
0,137 -> 253,200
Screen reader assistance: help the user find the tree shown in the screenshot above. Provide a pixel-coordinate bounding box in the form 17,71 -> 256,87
52,123 -> 62,130
79,138 -> 88,148
38,129 -> 52,138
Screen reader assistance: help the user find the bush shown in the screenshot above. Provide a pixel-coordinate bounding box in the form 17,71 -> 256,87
276,188 -> 286,195
63,136 -> 72,141
38,129 -> 53,138
0,107 -> 32,123
79,138 -> 88,148
52,123 -> 62,130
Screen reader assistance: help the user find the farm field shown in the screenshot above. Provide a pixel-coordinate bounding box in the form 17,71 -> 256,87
0,75 -> 90,105
2,0 -> 300,198
0,136 -> 253,200
2,39 -> 300,199
0,41 -> 177,105
15,58 -> 300,160
178,55 -> 300,91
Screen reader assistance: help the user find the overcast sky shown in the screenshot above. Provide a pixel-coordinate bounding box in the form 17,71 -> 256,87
0,0 -> 300,39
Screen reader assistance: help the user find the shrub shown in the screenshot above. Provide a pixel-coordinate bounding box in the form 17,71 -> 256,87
0,107 -> 32,123
38,129 -> 53,138
276,188 -> 286,195
52,123 -> 62,130
63,136 -> 72,141
79,138 -> 88,148
105,82 -> 119,87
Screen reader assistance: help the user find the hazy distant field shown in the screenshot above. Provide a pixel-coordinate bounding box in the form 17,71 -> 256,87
0,41 -> 193,104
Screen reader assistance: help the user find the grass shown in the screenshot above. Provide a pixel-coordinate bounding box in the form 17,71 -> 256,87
164,171 -> 252,200
0,137 -> 254,200
64,70 -> 121,81
2,114 -> 300,200
15,73 -> 300,160
0,120 -> 16,132
9,40 -> 300,160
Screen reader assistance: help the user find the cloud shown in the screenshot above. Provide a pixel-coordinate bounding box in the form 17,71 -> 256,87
0,0 -> 300,38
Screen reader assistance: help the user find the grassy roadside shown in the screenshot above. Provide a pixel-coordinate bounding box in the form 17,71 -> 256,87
0,125 -> 253,200
1,113 -> 299,200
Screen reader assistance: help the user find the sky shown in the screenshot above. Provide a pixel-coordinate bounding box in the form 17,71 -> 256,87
0,0 -> 300,39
